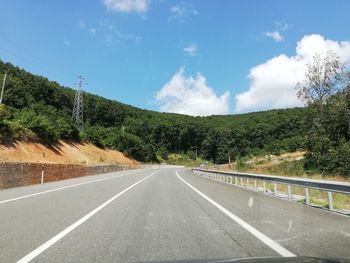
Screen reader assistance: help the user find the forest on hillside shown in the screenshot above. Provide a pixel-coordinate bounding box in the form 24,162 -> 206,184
0,58 -> 349,177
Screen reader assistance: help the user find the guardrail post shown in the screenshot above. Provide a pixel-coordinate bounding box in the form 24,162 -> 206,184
287,185 -> 292,200
246,178 -> 249,188
254,179 -> 257,190
327,192 -> 333,211
263,181 -> 266,192
274,183 -> 277,195
305,188 -> 310,205
230,176 -> 233,184
235,177 -> 238,185
41,164 -> 44,184
240,177 -> 243,187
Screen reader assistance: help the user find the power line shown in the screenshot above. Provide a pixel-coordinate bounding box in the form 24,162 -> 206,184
72,76 -> 85,131
0,72 -> 7,104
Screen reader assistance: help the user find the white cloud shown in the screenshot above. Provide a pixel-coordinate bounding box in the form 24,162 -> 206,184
98,19 -> 142,45
78,21 -> 85,29
103,0 -> 148,13
115,30 -> 142,43
155,68 -> 230,116
274,21 -> 293,31
235,34 -> 350,113
264,31 -> 283,42
89,28 -> 96,34
264,21 -> 292,42
183,44 -> 198,56
169,2 -> 198,22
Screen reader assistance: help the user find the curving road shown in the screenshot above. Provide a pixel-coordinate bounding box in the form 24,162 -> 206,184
0,168 -> 349,262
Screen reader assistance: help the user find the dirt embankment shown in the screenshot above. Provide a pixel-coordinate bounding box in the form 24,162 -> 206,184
0,140 -> 138,167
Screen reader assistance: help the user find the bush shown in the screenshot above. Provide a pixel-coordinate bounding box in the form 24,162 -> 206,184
158,147 -> 169,160
236,156 -> 252,171
280,160 -> 305,176
81,125 -> 106,147
55,117 -> 80,141
187,150 -> 196,160
331,141 -> 350,177
13,109 -> 57,142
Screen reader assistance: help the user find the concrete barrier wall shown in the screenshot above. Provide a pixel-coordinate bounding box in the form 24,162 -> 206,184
0,162 -> 131,189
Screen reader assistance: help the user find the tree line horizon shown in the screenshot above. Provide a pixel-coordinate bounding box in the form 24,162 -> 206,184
0,54 -> 349,177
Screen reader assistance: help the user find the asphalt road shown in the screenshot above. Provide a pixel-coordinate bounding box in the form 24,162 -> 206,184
0,168 -> 349,262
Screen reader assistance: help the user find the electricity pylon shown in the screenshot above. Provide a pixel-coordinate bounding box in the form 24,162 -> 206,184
72,76 -> 85,131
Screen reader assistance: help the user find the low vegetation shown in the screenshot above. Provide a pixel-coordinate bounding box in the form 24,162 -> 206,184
214,152 -> 350,182
209,152 -> 350,211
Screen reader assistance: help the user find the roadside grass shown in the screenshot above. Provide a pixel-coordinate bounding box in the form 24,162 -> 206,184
218,175 -> 350,212
207,154 -> 350,212
162,153 -> 207,167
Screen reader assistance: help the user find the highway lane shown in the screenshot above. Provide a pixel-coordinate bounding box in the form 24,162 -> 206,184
0,168 -> 154,262
178,169 -> 350,258
0,169 -> 142,203
0,168 -> 349,262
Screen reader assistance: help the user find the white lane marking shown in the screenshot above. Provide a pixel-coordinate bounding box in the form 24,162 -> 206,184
287,220 -> 293,233
0,170 -> 141,205
248,197 -> 254,208
17,171 -> 157,263
176,171 -> 296,257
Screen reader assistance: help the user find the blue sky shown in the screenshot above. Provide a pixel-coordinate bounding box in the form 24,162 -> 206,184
0,0 -> 349,115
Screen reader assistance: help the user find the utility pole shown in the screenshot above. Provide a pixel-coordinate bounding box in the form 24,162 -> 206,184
72,76 -> 85,131
193,146 -> 198,159
0,72 -> 7,104
228,151 -> 231,169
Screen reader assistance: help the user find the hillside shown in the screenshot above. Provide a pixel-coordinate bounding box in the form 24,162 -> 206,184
0,59 -> 307,164
0,140 -> 138,166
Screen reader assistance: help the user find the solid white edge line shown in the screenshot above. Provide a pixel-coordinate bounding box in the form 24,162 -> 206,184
16,171 -> 157,263
176,170 -> 296,257
0,170 -> 141,205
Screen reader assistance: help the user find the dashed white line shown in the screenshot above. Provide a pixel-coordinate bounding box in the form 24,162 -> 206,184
176,170 -> 296,257
0,170 -> 140,205
17,171 -> 156,263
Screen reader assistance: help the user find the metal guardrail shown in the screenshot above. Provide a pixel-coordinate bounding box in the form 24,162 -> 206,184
192,168 -> 350,212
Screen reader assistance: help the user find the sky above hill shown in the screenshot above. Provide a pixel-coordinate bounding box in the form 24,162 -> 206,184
0,0 -> 349,116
